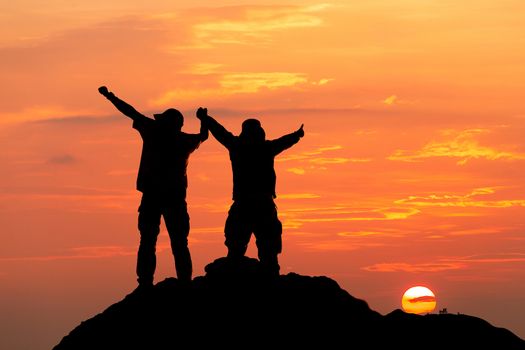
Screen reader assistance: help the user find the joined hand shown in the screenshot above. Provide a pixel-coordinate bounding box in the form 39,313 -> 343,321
196,107 -> 208,120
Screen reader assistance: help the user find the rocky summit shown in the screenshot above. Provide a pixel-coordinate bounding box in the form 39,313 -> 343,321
54,257 -> 525,349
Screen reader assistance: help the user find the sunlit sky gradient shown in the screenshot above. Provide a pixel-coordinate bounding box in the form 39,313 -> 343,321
1,1 -> 524,349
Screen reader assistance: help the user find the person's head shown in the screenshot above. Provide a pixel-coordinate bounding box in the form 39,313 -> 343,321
240,118 -> 265,143
154,108 -> 184,130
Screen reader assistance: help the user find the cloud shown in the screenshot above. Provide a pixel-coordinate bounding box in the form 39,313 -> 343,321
451,253 -> 525,264
0,16 -> 179,113
143,5 -> 333,106
1,106 -> 110,125
299,240 -> 385,251
0,245 -> 139,262
151,88 -> 227,106
287,167 -> 306,175
220,72 -> 308,93
189,4 -> 330,47
150,70 -> 327,105
307,157 -> 355,165
279,193 -> 320,199
314,78 -> 334,85
0,185 -> 130,197
0,5 -> 336,117
189,226 -> 224,235
448,228 -> 505,236
363,262 -> 465,273
34,115 -> 116,125
408,295 -> 436,303
388,129 -> 525,164
395,187 -> 525,209
47,154 -> 76,165
280,206 -> 420,229
363,253 -> 525,273
379,207 -> 421,220
279,145 -> 343,161
190,201 -> 232,214
186,63 -> 225,75
382,95 -> 415,106
277,145 -> 369,168
383,95 -> 397,105
0,185 -> 136,212
337,230 -> 404,238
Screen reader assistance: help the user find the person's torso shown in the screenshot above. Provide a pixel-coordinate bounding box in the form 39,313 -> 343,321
136,125 -> 195,194
229,140 -> 276,200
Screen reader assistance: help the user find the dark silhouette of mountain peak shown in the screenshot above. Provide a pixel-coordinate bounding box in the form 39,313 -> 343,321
54,257 -> 525,349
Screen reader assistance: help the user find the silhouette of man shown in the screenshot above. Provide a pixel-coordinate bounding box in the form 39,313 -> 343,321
197,108 -> 304,276
98,86 -> 208,286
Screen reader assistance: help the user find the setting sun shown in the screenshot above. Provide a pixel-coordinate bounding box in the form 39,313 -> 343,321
401,286 -> 437,314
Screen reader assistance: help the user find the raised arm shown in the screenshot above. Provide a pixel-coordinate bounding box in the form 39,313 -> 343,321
196,107 -> 235,149
270,124 -> 304,155
98,86 -> 148,122
198,112 -> 209,142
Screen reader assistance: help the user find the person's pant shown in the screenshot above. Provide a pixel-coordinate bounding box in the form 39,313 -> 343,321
136,193 -> 192,285
224,198 -> 283,275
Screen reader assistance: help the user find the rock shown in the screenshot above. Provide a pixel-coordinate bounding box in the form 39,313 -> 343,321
53,257 -> 525,349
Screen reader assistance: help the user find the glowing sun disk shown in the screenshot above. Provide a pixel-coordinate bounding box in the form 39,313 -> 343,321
401,286 -> 437,314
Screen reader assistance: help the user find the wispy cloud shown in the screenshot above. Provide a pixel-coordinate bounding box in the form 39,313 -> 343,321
0,15 -> 181,117
278,145 -> 343,162
190,226 -> 224,235
313,78 -> 335,86
281,206 -> 420,229
363,253 -> 525,273
452,253 -> 525,264
151,88 -> 226,106
277,145 -> 370,172
190,201 -> 232,214
448,228 -> 506,236
307,157 -> 356,165
382,95 -> 415,106
279,193 -> 321,199
220,72 -> 308,93
187,63 -> 225,75
47,154 -> 76,165
363,262 -> 465,273
151,71 -> 318,105
298,240 -> 385,251
144,4 -> 334,106
1,106 -> 107,125
34,115 -> 117,125
0,185 -> 131,197
388,129 -> 525,165
287,167 -> 306,175
408,295 -> 436,303
0,245 -> 139,262
0,185 -> 136,212
383,95 -> 397,105
395,187 -> 525,209
190,4 -> 330,47
337,230 -> 404,238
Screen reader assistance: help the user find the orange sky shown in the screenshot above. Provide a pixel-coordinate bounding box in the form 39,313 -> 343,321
1,1 -> 525,349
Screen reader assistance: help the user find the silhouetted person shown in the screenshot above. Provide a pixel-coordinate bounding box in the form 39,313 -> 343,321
98,86 -> 208,286
197,108 -> 304,276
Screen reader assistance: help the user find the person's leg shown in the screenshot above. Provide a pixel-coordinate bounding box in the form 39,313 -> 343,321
164,200 -> 192,282
225,201 -> 252,260
137,193 -> 161,286
254,199 -> 282,276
